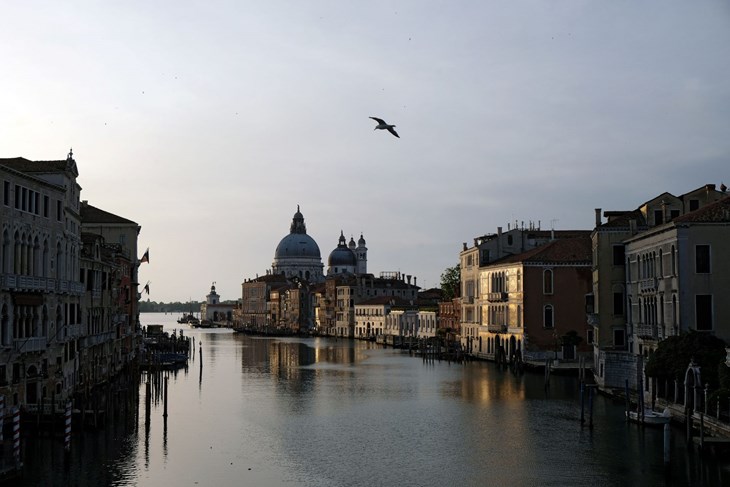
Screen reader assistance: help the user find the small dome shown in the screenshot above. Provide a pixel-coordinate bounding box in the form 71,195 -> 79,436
328,246 -> 357,266
348,236 -> 356,249
328,231 -> 357,267
358,233 -> 366,246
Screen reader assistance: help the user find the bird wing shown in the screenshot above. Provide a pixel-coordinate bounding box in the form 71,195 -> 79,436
387,127 -> 400,138
370,116 -> 386,124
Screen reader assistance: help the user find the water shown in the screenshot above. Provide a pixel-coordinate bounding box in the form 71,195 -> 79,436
16,312 -> 730,486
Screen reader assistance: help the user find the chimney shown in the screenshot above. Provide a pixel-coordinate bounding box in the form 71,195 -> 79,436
406,275 -> 411,285
706,183 -> 716,194
413,276 -> 417,287
463,242 -> 467,251
595,208 -> 601,228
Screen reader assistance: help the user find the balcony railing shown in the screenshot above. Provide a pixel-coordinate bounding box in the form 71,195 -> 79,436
639,278 -> 657,294
635,323 -> 657,340
487,324 -> 507,333
485,292 -> 508,302
14,337 -> 48,352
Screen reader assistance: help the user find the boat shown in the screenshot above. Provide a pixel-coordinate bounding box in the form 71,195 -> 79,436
177,313 -> 200,326
626,408 -> 671,426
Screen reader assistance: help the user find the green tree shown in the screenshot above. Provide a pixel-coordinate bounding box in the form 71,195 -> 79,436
645,331 -> 727,390
440,264 -> 460,301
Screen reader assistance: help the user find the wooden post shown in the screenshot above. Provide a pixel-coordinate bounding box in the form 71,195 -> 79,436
580,382 -> 585,425
663,423 -> 670,465
0,394 -> 4,443
625,379 -> 631,422
588,386 -> 594,429
163,376 -> 169,418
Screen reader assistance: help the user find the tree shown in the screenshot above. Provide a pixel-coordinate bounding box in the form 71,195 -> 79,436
440,264 -> 460,301
645,331 -> 727,390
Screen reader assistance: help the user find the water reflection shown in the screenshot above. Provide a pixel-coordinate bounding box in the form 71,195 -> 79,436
15,314 -> 730,486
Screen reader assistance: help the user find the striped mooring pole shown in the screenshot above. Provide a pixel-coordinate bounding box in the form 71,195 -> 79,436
65,401 -> 72,451
12,406 -> 20,462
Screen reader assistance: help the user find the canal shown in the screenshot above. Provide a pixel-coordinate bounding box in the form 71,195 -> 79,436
16,313 -> 730,486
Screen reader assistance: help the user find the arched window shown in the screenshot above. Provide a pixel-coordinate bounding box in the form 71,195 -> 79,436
658,249 -> 663,278
544,304 -> 554,328
671,246 -> 676,275
543,269 -> 553,295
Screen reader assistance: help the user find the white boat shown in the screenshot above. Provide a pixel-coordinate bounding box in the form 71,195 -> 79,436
626,408 -> 671,426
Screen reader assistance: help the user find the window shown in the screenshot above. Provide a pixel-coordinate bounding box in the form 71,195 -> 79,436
543,269 -> 553,294
689,199 -> 699,212
2,181 -> 8,206
612,245 -> 625,266
670,209 -> 680,220
654,209 -> 663,225
613,292 -> 624,316
696,295 -> 713,331
613,329 -> 625,347
658,249 -> 663,277
587,329 -> 594,345
507,235 -> 513,245
56,200 -> 62,221
695,245 -> 710,273
544,304 -> 554,328
671,246 -> 676,275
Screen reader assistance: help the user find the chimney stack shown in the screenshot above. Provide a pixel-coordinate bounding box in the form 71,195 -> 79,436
595,208 -> 602,228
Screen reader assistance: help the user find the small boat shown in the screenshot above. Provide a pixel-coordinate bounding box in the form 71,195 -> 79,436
626,408 -> 671,426
178,313 -> 200,326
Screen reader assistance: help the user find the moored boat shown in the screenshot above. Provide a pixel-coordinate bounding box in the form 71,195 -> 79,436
626,408 -> 671,426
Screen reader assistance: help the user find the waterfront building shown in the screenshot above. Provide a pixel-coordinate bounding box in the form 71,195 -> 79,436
459,224 -> 590,358
590,183 -> 727,392
271,206 -> 324,282
0,154 -> 140,413
200,282 -> 236,325
438,298 -> 461,335
466,236 -> 593,363
239,273 -> 289,329
323,272 -> 420,337
79,201 -> 141,392
1,153 -> 84,408
624,194 -> 730,397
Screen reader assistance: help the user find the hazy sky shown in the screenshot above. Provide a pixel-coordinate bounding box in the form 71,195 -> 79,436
3,1 -> 729,302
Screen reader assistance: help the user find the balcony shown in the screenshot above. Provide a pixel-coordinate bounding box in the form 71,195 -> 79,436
639,278 -> 657,294
485,292 -> 508,303
14,337 -> 48,353
586,313 -> 599,326
487,324 -> 507,333
463,296 -> 474,304
635,323 -> 657,340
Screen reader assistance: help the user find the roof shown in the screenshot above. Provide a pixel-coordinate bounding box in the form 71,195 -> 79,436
0,156 -> 79,178
490,236 -> 592,266
81,202 -> 138,225
599,209 -> 647,229
674,195 -> 730,223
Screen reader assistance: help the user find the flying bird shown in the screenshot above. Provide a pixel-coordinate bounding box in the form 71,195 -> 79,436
370,117 -> 399,138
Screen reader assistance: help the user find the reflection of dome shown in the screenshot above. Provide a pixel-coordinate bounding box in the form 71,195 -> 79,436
275,233 -> 321,259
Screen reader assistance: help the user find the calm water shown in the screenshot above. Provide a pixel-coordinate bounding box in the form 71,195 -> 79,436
17,312 -> 730,486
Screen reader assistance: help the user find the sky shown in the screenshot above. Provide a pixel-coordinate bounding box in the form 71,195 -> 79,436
2,1 -> 729,303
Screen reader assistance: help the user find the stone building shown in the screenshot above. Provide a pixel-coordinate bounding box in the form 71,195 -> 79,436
590,183 -> 727,392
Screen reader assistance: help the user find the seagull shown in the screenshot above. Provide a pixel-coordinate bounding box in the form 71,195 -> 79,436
370,117 -> 399,138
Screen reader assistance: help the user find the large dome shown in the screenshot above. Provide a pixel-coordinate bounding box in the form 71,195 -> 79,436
275,233 -> 321,259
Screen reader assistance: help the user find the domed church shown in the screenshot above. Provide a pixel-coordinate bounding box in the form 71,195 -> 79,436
271,206 -> 325,282
327,231 -> 367,276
